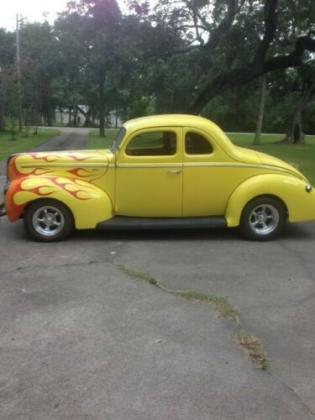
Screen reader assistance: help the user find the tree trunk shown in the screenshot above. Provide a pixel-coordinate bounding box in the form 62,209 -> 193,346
99,106 -> 105,137
0,75 -> 5,131
73,107 -> 78,127
284,107 -> 305,144
68,107 -> 72,126
99,78 -> 106,137
16,14 -> 23,132
0,109 -> 4,131
84,109 -> 92,127
46,108 -> 53,127
283,87 -> 314,144
254,75 -> 267,145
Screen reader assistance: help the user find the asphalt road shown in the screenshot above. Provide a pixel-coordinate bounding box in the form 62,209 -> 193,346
0,132 -> 315,419
0,131 -> 88,175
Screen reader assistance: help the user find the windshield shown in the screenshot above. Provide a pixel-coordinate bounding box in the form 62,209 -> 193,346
111,127 -> 126,152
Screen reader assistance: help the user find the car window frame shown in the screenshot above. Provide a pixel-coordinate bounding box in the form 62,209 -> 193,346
119,127 -> 182,164
125,130 -> 177,157
185,130 -> 214,156
182,127 -> 228,163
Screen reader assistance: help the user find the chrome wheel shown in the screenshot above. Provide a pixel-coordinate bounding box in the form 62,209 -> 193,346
249,204 -> 279,236
32,206 -> 65,238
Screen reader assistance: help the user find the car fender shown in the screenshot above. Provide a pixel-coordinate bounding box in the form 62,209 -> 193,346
225,174 -> 315,227
5,176 -> 113,229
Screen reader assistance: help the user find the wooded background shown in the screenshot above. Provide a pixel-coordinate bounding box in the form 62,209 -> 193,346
0,0 -> 314,142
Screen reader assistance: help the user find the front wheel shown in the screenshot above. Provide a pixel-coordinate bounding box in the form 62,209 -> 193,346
240,196 -> 287,241
24,199 -> 74,242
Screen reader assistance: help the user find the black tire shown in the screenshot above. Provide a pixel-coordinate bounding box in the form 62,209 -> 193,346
240,196 -> 287,241
24,199 -> 74,242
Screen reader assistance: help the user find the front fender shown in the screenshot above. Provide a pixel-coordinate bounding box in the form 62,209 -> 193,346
226,174 -> 315,227
5,176 -> 113,229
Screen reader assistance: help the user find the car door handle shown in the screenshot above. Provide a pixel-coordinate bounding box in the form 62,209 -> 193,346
167,169 -> 182,175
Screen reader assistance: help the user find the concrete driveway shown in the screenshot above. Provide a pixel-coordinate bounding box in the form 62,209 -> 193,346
0,134 -> 315,419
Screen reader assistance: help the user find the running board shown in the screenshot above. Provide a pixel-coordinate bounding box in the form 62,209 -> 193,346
97,216 -> 226,231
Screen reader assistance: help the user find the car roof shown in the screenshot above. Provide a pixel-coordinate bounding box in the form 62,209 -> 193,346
122,114 -> 237,157
123,114 -> 218,132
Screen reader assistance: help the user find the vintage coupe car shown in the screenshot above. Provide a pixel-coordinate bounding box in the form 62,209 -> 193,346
1,114 -> 314,241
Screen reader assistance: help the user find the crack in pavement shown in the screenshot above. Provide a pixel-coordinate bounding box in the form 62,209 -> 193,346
0,259 -> 113,276
278,239 -> 315,282
269,371 -> 315,417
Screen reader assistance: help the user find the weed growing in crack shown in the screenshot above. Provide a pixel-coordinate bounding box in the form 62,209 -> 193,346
118,264 -> 268,370
117,264 -> 239,321
235,330 -> 268,370
118,264 -> 158,285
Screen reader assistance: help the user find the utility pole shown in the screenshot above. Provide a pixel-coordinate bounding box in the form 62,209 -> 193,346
16,13 -> 23,131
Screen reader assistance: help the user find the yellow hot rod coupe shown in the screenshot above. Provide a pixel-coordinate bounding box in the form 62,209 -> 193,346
1,115 -> 314,241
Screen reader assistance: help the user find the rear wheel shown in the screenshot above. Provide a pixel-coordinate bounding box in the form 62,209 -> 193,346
24,199 -> 74,242
240,196 -> 287,241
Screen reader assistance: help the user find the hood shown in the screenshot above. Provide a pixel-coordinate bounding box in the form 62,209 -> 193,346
8,149 -> 114,182
233,146 -> 307,181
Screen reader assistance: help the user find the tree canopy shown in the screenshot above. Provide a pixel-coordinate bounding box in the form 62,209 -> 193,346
0,0 -> 314,137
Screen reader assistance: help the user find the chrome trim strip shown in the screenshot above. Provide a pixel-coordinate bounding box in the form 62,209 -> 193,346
117,163 -> 182,169
116,161 -> 293,172
21,163 -> 111,169
183,162 -> 303,179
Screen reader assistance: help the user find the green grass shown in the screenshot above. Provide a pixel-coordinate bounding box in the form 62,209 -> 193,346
0,129 -> 60,161
88,129 -> 118,149
228,133 -> 315,184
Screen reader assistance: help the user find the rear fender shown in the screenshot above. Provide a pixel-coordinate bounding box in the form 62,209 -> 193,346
5,176 -> 113,229
226,174 -> 315,227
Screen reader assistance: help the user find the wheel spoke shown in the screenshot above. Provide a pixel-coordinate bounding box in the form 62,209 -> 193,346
248,203 -> 280,236
32,205 -> 65,238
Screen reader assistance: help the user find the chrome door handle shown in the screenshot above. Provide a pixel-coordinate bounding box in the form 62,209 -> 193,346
167,169 -> 182,175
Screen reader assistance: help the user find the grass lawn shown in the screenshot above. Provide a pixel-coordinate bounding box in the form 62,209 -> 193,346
88,129 -> 118,149
88,129 -> 315,185
228,133 -> 315,185
0,129 -> 60,161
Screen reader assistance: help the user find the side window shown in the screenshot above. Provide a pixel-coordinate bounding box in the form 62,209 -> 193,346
126,131 -> 177,156
185,132 -> 213,155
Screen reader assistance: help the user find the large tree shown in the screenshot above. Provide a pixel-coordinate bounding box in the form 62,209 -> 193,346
58,0 -> 127,136
137,0 -> 315,114
19,22 -> 62,126
0,29 -> 16,130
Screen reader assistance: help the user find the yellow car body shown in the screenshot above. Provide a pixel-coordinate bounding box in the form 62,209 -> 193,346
2,114 -> 315,240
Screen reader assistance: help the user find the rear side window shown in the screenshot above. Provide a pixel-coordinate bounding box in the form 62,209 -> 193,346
126,131 -> 177,156
185,132 -> 213,155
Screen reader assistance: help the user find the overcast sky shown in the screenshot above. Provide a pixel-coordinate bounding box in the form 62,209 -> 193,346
0,0 -> 129,30
0,0 -> 69,30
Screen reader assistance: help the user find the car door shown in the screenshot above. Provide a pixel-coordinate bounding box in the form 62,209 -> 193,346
115,127 -> 183,217
183,127 -> 241,217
